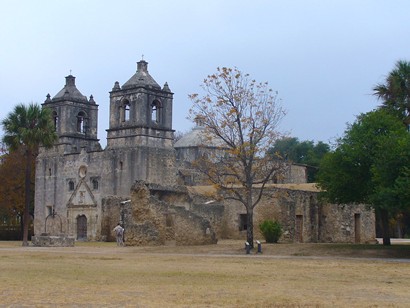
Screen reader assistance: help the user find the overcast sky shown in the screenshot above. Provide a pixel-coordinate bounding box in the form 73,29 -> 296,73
1,0 -> 409,148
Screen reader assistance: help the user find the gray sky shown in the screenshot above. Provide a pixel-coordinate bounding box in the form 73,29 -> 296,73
1,0 -> 409,148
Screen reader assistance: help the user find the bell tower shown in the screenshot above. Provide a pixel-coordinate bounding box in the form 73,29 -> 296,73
107,59 -> 174,148
43,75 -> 101,153
105,59 -> 176,188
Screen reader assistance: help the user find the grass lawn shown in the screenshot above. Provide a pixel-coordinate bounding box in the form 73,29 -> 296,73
0,240 -> 409,307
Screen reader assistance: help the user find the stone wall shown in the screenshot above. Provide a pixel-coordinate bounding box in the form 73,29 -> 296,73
285,164 -> 308,184
35,140 -> 177,240
318,203 -> 375,243
187,184 -> 375,244
260,188 -> 321,243
124,181 -> 167,245
36,142 -> 375,245
101,196 -> 126,242
102,181 -> 218,246
32,235 -> 75,247
44,214 -> 64,235
34,148 -> 106,240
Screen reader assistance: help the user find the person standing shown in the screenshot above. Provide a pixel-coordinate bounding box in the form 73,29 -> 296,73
113,223 -> 125,246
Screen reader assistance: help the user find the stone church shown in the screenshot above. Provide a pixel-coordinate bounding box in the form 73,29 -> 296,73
33,60 -> 376,245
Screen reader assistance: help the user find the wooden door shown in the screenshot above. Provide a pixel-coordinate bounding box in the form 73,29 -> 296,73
77,215 -> 87,240
295,215 -> 303,243
354,213 -> 361,243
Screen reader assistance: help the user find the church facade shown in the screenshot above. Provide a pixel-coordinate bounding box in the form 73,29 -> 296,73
34,60 -> 177,240
34,60 -> 376,244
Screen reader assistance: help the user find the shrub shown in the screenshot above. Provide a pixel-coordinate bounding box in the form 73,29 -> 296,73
259,220 -> 282,243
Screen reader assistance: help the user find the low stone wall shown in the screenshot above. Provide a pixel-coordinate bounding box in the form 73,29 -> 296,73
172,205 -> 217,245
32,234 -> 75,247
219,186 -> 376,244
125,221 -> 164,246
101,183 -> 375,245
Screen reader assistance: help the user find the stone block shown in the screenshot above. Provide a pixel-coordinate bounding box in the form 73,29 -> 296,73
31,235 -> 75,247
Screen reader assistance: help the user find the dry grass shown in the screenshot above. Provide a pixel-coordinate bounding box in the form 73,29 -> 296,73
0,240 -> 409,307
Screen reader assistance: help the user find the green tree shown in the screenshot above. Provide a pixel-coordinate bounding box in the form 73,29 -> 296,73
268,137 -> 299,161
189,67 -> 286,248
373,60 -> 410,128
268,137 -> 330,181
317,109 -> 410,245
1,103 -> 57,246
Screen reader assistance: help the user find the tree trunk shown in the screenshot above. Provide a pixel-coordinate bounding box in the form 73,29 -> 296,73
380,209 -> 391,246
246,208 -> 254,249
19,214 -> 24,240
244,184 -> 255,249
22,149 -> 32,247
396,214 -> 403,238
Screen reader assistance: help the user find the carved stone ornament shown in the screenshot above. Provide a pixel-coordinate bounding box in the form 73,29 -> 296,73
78,165 -> 87,178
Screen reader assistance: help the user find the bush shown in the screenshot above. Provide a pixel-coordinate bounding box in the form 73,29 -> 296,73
259,220 -> 282,243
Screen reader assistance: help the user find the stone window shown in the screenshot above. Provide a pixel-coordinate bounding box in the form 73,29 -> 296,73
183,174 -> 193,186
77,111 -> 87,133
52,110 -> 59,131
124,103 -> 130,121
46,206 -> 53,217
151,99 -> 162,123
92,178 -> 99,190
239,214 -> 248,231
121,100 -> 130,122
68,180 -> 75,191
165,214 -> 174,227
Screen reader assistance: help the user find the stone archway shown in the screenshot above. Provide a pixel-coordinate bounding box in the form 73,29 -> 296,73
77,215 -> 87,240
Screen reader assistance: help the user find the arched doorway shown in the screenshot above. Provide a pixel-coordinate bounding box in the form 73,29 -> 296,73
77,215 -> 87,240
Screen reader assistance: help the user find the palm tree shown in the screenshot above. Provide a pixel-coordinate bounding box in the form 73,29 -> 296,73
1,103 -> 57,246
373,60 -> 410,128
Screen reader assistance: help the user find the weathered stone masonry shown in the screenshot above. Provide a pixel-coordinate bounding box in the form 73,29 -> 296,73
101,181 -> 217,246
34,59 -> 375,245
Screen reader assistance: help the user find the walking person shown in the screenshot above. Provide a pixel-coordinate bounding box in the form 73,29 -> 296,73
113,223 -> 125,246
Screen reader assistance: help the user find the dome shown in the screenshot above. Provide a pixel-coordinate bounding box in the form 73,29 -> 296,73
174,126 -> 225,148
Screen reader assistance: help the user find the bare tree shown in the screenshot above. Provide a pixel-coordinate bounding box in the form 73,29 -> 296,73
189,67 -> 286,247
